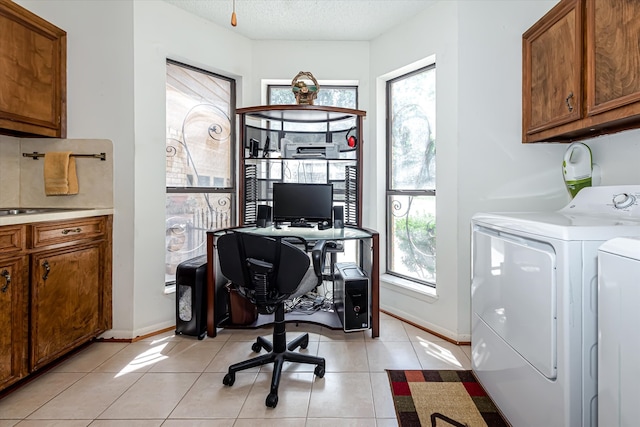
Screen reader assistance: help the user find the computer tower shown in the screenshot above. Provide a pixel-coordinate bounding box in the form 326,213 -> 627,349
175,255 -> 208,339
334,262 -> 370,332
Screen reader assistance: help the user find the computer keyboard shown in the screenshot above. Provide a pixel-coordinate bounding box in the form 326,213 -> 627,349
289,222 -> 314,228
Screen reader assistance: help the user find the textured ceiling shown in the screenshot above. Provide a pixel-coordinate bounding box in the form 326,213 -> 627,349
163,0 -> 438,41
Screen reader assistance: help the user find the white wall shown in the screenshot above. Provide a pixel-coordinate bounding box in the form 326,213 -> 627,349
456,1 -> 565,340
15,0 -> 253,338
370,1 -> 463,340
129,1 -> 253,336
457,0 -> 640,340
250,41 -> 370,108
371,0 -> 640,342
16,0 -> 137,336
13,0 -> 640,341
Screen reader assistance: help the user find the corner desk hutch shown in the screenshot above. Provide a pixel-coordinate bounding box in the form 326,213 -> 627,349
206,105 -> 379,338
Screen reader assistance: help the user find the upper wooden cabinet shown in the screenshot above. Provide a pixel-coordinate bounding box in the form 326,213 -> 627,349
0,0 -> 66,138
523,0 -> 640,143
523,0 -> 582,138
585,0 -> 640,116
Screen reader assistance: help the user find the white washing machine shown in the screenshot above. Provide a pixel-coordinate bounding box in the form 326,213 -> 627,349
471,185 -> 640,427
597,236 -> 640,427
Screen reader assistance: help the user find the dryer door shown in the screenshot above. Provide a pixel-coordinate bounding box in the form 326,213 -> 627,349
472,226 -> 557,379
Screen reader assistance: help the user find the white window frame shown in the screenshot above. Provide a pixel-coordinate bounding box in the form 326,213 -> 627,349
385,63 -> 437,288
165,59 -> 236,287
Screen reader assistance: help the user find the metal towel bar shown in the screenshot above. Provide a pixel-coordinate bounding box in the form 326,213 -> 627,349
22,152 -> 106,161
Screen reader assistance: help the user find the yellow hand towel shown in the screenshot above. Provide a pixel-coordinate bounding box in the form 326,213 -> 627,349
44,152 -> 79,196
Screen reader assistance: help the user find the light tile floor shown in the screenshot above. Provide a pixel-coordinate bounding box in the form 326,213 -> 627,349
0,313 -> 471,426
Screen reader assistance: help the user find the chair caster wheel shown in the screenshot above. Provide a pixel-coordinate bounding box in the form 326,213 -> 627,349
251,342 -> 262,353
314,365 -> 325,378
299,337 -> 309,350
223,373 -> 235,386
266,392 -> 278,408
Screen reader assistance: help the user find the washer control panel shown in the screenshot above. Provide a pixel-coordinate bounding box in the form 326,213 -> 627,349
560,185 -> 640,217
613,192 -> 637,209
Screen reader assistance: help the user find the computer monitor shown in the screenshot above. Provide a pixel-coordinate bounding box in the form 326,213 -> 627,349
272,183 -> 333,224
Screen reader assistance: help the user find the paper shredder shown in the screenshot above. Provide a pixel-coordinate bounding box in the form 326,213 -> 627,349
175,255 -> 208,339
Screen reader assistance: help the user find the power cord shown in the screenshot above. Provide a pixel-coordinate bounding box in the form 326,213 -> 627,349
286,289 -> 333,314
284,277 -> 335,314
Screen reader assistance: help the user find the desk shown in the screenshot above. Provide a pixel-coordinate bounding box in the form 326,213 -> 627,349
206,225 -> 379,338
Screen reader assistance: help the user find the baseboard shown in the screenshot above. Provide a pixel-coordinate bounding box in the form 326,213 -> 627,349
98,321 -> 176,341
380,309 -> 471,345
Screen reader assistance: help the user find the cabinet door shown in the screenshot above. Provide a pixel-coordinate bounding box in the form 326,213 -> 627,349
0,0 -> 66,137
0,256 -> 28,389
585,0 -> 640,116
30,243 -> 101,371
522,0 -> 582,140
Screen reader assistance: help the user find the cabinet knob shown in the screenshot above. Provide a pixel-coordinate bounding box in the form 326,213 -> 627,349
1,269 -> 10,293
565,92 -> 574,112
42,261 -> 50,281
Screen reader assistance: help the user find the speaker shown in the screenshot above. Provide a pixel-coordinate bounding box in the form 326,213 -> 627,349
333,205 -> 344,228
257,205 -> 272,228
249,138 -> 260,158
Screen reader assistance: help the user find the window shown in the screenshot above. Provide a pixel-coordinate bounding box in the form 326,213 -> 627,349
386,65 -> 436,286
165,60 -> 236,285
268,85 -> 357,109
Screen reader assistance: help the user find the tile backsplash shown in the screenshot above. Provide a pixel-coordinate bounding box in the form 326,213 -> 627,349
0,136 -> 21,206
0,136 -> 113,209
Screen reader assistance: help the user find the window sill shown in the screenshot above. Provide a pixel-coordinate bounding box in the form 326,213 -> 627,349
380,273 -> 438,303
164,284 -> 176,295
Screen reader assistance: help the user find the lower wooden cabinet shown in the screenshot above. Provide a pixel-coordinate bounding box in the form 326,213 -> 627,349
0,255 -> 28,390
0,215 -> 112,391
30,243 -> 102,370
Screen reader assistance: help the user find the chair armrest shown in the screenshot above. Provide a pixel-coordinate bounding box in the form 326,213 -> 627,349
311,240 -> 327,277
311,240 -> 337,277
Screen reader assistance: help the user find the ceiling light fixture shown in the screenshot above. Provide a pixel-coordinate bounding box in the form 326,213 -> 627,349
231,0 -> 237,26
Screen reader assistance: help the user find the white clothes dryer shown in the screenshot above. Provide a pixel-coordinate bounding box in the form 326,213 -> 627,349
471,185 -> 640,427
597,236 -> 640,427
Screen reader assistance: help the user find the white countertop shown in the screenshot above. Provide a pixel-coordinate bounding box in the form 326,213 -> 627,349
0,208 -> 114,226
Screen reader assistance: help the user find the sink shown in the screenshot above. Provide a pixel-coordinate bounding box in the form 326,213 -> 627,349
0,208 -> 76,216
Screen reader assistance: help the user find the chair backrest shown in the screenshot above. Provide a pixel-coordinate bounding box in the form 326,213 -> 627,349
217,232 -> 311,307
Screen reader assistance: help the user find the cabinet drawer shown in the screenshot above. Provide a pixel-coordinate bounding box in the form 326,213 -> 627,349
30,217 -> 105,248
0,225 -> 26,256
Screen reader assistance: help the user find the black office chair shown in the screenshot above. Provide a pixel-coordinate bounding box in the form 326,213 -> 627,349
217,231 -> 328,408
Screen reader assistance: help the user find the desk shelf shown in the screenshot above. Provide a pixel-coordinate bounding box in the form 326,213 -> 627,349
207,226 -> 380,338
220,310 -> 344,331
238,105 -> 366,227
